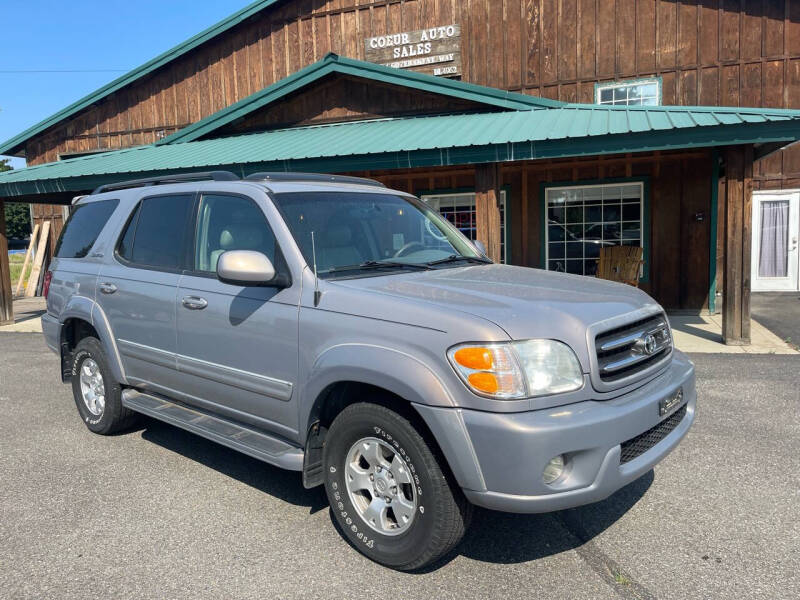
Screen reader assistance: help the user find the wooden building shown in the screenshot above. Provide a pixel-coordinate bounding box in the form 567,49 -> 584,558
2,0 -> 800,342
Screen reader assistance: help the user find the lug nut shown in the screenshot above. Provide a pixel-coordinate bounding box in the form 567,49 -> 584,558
369,474 -> 374,481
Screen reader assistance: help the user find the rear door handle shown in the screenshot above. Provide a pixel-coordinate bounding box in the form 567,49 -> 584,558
181,296 -> 208,310
99,282 -> 117,294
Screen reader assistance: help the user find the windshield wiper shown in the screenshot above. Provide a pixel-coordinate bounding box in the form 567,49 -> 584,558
328,260 -> 432,274
426,254 -> 493,266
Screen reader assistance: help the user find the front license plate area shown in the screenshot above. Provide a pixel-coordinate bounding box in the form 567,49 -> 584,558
659,388 -> 684,416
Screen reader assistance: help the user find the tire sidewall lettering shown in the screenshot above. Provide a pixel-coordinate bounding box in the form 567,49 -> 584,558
327,423 -> 426,552
72,349 -> 104,426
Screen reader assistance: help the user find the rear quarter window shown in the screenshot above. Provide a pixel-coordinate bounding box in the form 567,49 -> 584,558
54,199 -> 119,258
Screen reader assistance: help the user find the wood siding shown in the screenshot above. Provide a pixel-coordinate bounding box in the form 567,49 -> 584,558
22,0 -> 800,191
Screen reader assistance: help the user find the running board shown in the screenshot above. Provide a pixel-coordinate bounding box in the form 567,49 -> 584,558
121,389 -> 304,471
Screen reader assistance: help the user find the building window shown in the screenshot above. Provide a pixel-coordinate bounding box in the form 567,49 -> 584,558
545,182 -> 645,277
596,79 -> 661,106
421,191 -> 508,263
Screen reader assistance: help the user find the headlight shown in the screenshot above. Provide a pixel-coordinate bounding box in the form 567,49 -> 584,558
447,340 -> 584,400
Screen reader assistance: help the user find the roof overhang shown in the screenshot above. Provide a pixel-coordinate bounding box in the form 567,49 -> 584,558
3,106 -> 800,203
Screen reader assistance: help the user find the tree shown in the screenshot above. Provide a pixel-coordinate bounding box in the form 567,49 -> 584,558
1,159 -> 32,239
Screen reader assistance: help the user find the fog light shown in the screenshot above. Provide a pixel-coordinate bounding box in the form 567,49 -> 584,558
542,455 -> 565,484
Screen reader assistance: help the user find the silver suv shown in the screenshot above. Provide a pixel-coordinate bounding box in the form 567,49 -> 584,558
42,171 -> 695,570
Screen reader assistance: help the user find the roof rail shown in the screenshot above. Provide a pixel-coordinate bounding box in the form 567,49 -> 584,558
92,170 -> 239,194
244,172 -> 385,188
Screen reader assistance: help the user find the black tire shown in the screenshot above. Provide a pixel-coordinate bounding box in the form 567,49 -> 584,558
70,337 -> 138,435
323,402 -> 472,570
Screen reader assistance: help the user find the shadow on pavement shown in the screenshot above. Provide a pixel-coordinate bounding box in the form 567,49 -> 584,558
139,417 -> 329,513
138,414 -> 653,570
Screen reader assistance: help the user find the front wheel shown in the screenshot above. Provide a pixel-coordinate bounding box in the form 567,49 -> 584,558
323,402 -> 472,570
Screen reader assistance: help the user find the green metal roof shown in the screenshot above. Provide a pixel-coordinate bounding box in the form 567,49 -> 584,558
157,54 -> 562,145
3,104 -> 800,200
0,0 -> 282,156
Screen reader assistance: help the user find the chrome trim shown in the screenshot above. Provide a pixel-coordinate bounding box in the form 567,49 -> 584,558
586,307 -> 673,393
598,329 -> 647,352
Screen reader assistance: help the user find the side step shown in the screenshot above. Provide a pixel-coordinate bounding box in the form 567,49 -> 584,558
122,389 -> 304,471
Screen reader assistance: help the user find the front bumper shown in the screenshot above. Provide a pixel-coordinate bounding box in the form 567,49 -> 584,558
415,350 -> 696,514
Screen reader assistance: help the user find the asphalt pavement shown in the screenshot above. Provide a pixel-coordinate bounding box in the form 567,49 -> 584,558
751,292 -> 800,348
0,332 -> 798,599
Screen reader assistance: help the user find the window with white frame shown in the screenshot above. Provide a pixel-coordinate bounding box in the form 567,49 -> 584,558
596,79 -> 660,106
545,183 -> 644,276
421,191 -> 508,263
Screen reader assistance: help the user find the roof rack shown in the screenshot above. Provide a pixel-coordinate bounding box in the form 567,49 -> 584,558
244,172 -> 385,188
92,170 -> 239,194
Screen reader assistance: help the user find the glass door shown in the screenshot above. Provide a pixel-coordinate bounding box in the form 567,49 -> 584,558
751,191 -> 799,292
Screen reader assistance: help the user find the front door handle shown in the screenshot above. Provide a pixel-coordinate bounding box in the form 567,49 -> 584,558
181,296 -> 208,310
99,282 -> 117,294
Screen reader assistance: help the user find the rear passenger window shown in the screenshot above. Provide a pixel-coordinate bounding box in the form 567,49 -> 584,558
116,194 -> 194,270
54,199 -> 119,258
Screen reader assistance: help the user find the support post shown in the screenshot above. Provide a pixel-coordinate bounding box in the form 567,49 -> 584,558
721,145 -> 753,344
475,163 -> 502,262
0,200 -> 13,325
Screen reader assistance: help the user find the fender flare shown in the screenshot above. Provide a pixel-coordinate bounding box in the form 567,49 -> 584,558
299,343 -> 487,492
59,296 -> 126,384
300,343 -> 456,434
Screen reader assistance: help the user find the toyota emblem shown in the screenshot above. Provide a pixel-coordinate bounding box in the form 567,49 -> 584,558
643,334 -> 657,355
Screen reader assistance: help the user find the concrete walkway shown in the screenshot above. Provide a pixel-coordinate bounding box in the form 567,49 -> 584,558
668,313 -> 797,354
0,297 -> 46,333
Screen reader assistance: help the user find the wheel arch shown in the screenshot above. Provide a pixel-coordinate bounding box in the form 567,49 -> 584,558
58,297 -> 125,384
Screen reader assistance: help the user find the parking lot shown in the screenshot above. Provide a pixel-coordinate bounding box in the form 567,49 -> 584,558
1,332 -> 798,599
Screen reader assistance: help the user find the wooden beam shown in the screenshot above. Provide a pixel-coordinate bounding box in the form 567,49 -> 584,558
14,223 -> 39,297
25,221 -> 50,298
0,200 -> 13,325
475,163 -> 502,262
721,145 -> 753,344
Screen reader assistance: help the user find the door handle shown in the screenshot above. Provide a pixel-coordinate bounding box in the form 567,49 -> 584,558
181,296 -> 208,310
99,282 -> 117,294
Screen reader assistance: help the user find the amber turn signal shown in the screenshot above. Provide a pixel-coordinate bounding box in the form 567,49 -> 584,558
467,372 -> 499,394
454,347 -> 493,370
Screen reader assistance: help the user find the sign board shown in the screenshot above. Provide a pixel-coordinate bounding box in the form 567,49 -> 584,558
364,24 -> 461,78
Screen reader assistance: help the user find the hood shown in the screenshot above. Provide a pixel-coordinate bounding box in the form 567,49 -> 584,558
332,264 -> 663,370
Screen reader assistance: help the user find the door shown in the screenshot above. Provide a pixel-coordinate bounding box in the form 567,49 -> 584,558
96,193 -> 195,391
752,191 -> 800,292
175,192 -> 300,439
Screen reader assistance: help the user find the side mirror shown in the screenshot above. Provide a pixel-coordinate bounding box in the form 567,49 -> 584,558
473,240 -> 488,257
217,250 -> 283,286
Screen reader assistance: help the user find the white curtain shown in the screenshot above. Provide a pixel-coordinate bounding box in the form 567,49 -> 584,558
758,200 -> 789,278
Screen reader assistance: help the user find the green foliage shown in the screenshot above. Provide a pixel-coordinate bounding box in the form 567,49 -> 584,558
1,160 -> 32,239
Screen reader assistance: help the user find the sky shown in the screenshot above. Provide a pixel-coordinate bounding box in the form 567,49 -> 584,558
0,0 -> 252,169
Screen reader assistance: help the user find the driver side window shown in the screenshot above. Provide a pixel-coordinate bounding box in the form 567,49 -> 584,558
194,194 -> 277,273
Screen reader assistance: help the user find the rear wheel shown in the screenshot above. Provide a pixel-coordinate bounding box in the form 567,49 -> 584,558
323,402 -> 472,570
70,337 -> 137,435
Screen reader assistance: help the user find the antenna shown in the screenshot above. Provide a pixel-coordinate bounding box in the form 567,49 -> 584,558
310,231 -> 322,307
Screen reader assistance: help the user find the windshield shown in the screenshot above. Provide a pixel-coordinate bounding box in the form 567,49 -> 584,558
271,191 -> 484,277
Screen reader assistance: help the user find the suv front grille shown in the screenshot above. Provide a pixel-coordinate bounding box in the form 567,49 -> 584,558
594,313 -> 672,384
619,404 -> 687,464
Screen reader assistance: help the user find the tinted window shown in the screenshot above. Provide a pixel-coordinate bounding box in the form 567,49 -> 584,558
194,194 -> 276,273
270,192 -> 478,276
116,204 -> 140,262
118,194 -> 194,269
55,199 -> 119,258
